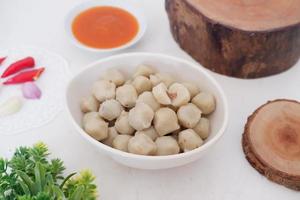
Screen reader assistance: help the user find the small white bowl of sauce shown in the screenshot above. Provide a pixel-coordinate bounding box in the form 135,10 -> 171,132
65,0 -> 147,52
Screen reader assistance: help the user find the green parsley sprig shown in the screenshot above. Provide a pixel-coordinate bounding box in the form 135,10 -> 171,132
0,143 -> 98,200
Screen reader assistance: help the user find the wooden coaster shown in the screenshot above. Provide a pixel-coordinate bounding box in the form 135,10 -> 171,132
242,99 -> 300,190
166,0 -> 300,78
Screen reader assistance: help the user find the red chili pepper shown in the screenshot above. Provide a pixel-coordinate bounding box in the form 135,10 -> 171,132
0,57 -> 6,65
3,68 -> 45,85
1,56 -> 35,78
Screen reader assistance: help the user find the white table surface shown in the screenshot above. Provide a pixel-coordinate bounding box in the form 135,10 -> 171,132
1,0 -> 300,199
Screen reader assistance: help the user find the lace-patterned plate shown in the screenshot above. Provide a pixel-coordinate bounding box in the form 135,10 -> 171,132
0,47 -> 70,135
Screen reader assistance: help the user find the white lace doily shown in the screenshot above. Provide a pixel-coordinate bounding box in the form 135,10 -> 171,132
0,47 -> 70,135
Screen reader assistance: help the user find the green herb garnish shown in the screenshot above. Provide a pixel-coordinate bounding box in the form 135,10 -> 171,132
0,142 -> 98,200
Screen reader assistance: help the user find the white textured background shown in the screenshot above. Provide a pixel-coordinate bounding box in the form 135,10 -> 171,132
0,0 -> 299,199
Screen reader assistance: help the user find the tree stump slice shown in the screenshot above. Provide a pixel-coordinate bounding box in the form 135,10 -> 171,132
242,99 -> 300,190
166,0 -> 300,78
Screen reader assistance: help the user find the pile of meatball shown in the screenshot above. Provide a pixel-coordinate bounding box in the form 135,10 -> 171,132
80,65 -> 216,156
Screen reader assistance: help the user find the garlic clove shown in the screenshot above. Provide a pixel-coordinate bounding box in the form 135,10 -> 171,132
0,97 -> 23,117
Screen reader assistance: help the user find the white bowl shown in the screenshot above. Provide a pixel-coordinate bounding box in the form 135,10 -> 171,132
66,53 -> 229,170
64,0 -> 147,53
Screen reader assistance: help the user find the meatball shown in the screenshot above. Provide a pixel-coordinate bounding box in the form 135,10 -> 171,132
135,126 -> 158,141
92,80 -> 116,102
80,95 -> 99,113
116,84 -> 138,108
99,99 -> 123,121
152,83 -> 171,105
193,117 -> 210,140
82,112 -> 108,141
136,91 -> 160,111
112,135 -> 132,152
128,103 -> 154,131
178,129 -> 203,152
103,127 -> 119,146
128,134 -> 157,155
177,103 -> 202,128
133,65 -> 155,78
102,69 -> 125,86
168,83 -> 190,107
115,111 -> 135,135
192,92 -> 216,115
182,82 -> 200,98
154,107 -> 180,136
155,136 -> 180,156
132,76 -> 152,94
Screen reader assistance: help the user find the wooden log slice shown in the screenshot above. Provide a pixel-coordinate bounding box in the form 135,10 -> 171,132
166,0 -> 300,78
242,99 -> 300,190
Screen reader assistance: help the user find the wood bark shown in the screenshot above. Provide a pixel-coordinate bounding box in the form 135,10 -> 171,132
166,0 -> 300,78
242,99 -> 300,190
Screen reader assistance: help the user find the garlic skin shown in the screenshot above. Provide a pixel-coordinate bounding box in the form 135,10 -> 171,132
0,97 -> 23,117
22,82 -> 42,99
